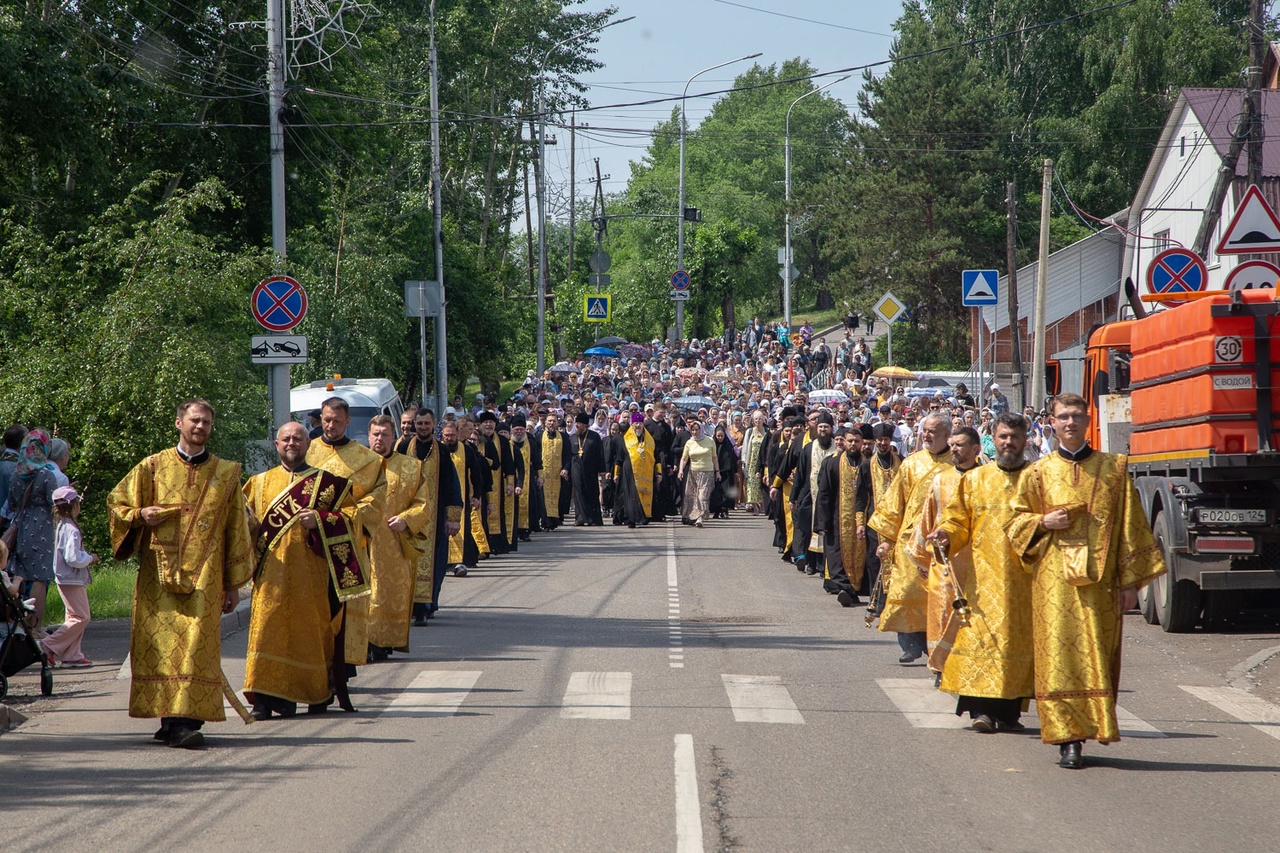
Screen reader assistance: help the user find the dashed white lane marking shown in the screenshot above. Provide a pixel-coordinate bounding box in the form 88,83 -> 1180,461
674,734 -> 705,853
668,526 -> 684,668
561,671 -> 632,720
722,674 -> 805,724
876,678 -> 1165,737
381,670 -> 483,717
1182,684 -> 1280,741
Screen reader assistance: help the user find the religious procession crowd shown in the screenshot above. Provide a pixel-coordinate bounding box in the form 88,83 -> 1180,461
1,319 -> 1166,767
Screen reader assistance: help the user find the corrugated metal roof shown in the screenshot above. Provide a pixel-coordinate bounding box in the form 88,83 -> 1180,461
1182,88 -> 1280,178
982,227 -> 1125,333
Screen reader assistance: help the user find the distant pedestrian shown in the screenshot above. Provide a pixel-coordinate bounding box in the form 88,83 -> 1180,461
41,486 -> 98,668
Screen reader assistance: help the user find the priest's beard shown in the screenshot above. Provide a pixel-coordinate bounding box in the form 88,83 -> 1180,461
443,442 -> 458,454
817,434 -> 833,450
996,450 -> 1027,471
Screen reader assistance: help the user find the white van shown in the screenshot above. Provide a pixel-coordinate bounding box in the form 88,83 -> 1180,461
291,376 -> 405,445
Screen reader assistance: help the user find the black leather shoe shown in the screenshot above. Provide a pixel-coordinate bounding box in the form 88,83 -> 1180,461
168,727 -> 205,749
898,651 -> 921,664
995,719 -> 1027,733
1058,741 -> 1084,769
249,703 -> 272,722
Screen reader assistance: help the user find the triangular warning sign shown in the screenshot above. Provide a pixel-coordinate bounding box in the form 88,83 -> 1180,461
967,273 -> 995,299
587,299 -> 607,317
1217,184 -> 1280,255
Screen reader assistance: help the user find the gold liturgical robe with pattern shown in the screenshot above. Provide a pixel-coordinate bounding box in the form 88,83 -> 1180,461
1008,450 -> 1165,744
908,466 -> 975,669
836,454 -> 867,587
931,463 -> 1035,700
541,430 -> 566,520
306,439 -> 385,665
243,466 -> 355,705
447,441 -> 469,564
868,448 -> 952,634
621,428 -> 658,516
368,452 -> 434,650
107,449 -> 253,722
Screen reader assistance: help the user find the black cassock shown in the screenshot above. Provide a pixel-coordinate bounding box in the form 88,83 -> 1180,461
767,434 -> 797,551
645,418 -> 677,517
670,427 -> 691,514
601,434 -> 625,512
778,439 -> 828,568
611,446 -> 649,528
477,433 -> 517,553
709,436 -> 739,514
511,436 -> 541,535
567,429 -> 605,525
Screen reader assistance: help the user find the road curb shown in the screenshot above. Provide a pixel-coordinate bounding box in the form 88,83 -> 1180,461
1227,643 -> 1280,692
0,704 -> 28,732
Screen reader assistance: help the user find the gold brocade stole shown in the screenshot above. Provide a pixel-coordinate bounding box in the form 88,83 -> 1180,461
418,441 -> 442,545
512,438 -> 532,527
838,454 -> 861,552
869,453 -> 901,512
449,443 -> 468,503
542,431 -> 564,513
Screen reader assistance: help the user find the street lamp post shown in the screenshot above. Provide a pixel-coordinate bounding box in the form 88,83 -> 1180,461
536,16 -> 633,377
677,52 -> 761,344
784,75 -> 848,334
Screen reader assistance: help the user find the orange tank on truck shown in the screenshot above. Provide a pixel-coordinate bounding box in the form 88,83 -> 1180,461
1077,287 -> 1280,633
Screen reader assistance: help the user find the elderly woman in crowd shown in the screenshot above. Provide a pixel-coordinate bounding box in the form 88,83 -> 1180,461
677,419 -> 718,528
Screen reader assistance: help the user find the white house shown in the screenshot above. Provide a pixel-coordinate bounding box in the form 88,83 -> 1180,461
1127,87 -> 1280,297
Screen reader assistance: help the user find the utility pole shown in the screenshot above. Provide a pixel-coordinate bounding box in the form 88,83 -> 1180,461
1030,160 -> 1053,410
265,0 -> 290,432
1006,180 -> 1024,410
568,111 -> 576,286
428,0 -> 447,413
1193,2 -> 1266,257
1247,0 -> 1265,187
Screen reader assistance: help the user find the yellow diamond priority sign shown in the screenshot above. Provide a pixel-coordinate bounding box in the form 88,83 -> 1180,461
874,291 -> 906,325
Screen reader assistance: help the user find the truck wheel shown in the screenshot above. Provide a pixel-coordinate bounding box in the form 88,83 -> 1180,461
1154,511 -> 1200,633
1138,584 -> 1159,625
1201,590 -> 1241,632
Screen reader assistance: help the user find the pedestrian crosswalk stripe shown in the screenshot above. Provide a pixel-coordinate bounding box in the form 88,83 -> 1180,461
876,678 -> 1165,737
382,670 -> 482,718
1181,684 -> 1280,741
722,674 -> 804,724
561,671 -> 632,720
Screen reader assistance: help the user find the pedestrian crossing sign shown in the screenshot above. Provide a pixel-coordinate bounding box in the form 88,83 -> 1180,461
584,293 -> 611,323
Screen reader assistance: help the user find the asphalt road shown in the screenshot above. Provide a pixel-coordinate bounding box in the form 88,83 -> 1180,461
6,513 -> 1280,852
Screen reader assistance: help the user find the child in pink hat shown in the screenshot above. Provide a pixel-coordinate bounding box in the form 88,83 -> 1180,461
41,486 -> 98,668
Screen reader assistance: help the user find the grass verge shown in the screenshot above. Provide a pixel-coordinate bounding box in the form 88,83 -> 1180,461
45,563 -> 136,623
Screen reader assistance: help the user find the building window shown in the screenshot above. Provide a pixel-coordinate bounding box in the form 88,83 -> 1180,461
1154,229 -> 1171,254
1180,136 -> 1186,157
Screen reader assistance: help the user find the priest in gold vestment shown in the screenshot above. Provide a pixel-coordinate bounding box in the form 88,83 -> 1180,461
365,416 -> 435,658
443,419 -> 486,576
613,413 -> 659,527
928,414 -> 1036,733
243,423 -> 364,718
908,426 -> 982,675
107,399 -> 253,748
539,413 -> 571,529
869,413 -> 952,664
306,397 -> 386,667
1007,394 -> 1165,769
509,414 -> 540,541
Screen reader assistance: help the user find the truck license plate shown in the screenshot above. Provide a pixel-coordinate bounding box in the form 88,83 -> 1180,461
1196,508 -> 1267,525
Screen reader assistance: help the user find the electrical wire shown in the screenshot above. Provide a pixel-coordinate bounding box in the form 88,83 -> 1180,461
707,0 -> 892,36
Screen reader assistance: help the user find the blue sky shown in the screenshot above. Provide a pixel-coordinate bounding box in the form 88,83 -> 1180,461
559,0 -> 907,199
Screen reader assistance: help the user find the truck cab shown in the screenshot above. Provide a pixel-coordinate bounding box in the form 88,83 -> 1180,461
1078,290 -> 1280,632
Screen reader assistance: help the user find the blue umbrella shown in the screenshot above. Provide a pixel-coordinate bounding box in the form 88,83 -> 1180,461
584,346 -> 619,357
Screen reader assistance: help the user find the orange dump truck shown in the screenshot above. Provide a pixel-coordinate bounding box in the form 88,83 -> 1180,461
1079,288 -> 1280,632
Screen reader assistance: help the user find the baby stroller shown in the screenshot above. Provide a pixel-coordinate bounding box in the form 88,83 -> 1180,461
1,575 -> 54,700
